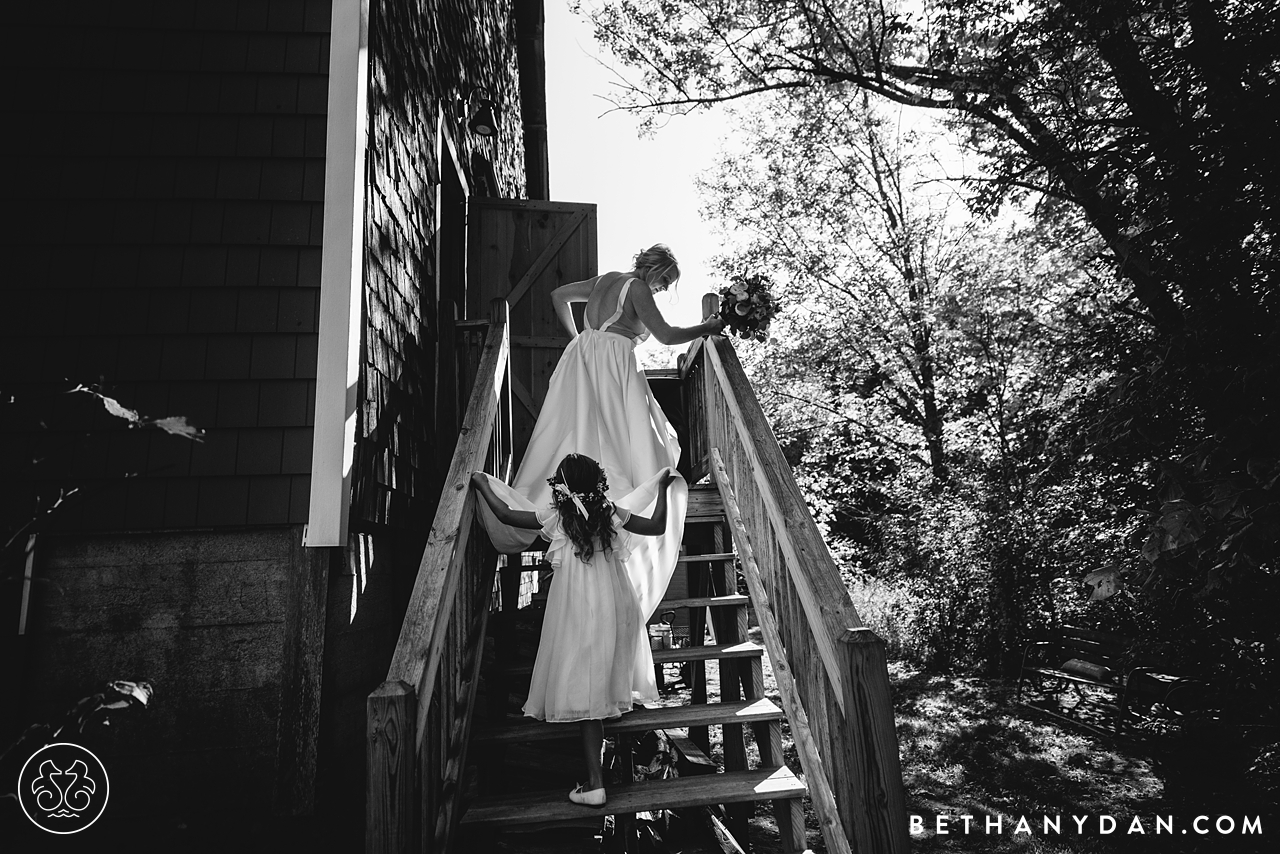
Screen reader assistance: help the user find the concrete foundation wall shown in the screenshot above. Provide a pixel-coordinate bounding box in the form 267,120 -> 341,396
18,528 -> 295,820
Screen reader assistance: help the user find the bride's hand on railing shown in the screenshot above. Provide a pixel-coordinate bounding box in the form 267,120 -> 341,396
701,314 -> 725,336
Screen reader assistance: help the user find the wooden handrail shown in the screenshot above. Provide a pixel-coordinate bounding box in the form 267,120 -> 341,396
367,300 -> 511,854
683,325 -> 910,854
702,338 -> 861,713
386,303 -> 509,701
710,448 -> 853,854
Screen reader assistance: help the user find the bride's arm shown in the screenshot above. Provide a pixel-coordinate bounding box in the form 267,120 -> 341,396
621,471 -> 679,535
630,283 -> 724,345
550,278 -> 597,338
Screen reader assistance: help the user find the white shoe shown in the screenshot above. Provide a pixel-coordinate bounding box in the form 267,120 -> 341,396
568,784 -> 606,807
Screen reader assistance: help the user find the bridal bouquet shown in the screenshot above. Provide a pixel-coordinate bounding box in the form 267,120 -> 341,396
718,273 -> 780,341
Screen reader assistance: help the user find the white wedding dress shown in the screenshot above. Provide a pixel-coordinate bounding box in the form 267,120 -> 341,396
476,275 -> 689,720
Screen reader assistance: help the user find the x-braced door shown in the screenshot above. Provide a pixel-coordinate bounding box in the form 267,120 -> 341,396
469,198 -> 598,468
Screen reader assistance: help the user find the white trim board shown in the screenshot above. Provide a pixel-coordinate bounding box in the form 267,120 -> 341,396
305,0 -> 370,547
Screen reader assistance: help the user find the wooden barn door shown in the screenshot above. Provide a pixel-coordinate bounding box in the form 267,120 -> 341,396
469,199 -> 597,468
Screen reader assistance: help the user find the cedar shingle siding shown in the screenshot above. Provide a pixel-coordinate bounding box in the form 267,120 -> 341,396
4,0 -> 328,532
356,0 -> 526,532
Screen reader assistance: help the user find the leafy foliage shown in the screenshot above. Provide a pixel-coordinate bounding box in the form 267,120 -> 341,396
588,0 -> 1280,700
696,88 -> 1122,667
70,385 -> 205,442
1,680 -> 153,801
2,383 -> 205,555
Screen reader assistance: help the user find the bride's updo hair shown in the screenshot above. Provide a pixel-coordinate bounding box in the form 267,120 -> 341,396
634,244 -> 680,292
547,453 -> 616,562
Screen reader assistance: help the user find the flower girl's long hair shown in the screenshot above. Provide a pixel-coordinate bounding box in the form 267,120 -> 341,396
547,454 -> 616,562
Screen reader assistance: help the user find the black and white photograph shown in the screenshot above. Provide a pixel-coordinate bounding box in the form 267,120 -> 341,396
2,2 -> 1276,852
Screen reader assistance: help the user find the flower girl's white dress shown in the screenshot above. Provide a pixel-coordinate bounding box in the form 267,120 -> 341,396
522,504 -> 644,721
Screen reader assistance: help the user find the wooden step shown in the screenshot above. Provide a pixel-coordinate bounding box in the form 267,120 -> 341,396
677,551 -> 735,564
502,642 -> 764,678
472,698 -> 783,745
655,594 -> 748,611
686,485 -> 725,521
653,641 -> 763,665
461,766 -> 805,826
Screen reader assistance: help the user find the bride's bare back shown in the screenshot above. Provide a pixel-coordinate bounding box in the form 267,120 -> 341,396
583,272 -> 647,339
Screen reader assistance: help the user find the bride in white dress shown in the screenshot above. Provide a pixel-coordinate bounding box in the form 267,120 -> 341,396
474,245 -> 724,803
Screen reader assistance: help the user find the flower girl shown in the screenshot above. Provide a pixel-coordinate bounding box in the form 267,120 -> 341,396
471,454 -> 678,806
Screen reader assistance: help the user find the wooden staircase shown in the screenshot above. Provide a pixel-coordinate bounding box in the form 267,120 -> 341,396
457,482 -> 808,852
364,299 -> 909,854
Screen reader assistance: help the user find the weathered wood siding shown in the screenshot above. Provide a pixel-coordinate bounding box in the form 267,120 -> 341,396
354,0 -> 526,533
318,0 -> 531,842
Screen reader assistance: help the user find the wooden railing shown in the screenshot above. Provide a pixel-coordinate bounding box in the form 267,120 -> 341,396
681,314 -> 910,854
366,300 -> 512,854
366,291 -> 908,852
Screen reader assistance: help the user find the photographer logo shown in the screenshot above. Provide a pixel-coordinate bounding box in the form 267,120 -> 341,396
17,742 -> 110,834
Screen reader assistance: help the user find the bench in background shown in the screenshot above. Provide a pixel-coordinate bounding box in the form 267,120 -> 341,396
1016,625 -> 1206,736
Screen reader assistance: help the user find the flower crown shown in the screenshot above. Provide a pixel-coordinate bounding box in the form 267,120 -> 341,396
547,474 -> 607,520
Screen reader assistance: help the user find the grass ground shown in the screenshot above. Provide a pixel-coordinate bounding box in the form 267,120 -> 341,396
889,663 -> 1274,854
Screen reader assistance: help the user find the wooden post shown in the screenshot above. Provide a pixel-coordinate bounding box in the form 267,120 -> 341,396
491,298 -> 514,479
686,524 -> 712,754
385,306 -> 509,742
437,298 -> 459,472
702,292 -> 719,321
712,523 -> 749,844
777,797 -> 808,854
367,681 -> 418,854
616,734 -> 637,853
839,628 -> 911,854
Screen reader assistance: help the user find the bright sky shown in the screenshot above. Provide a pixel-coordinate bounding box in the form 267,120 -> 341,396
544,1 -> 729,364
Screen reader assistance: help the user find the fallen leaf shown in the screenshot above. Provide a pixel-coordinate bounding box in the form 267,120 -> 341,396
147,416 -> 206,442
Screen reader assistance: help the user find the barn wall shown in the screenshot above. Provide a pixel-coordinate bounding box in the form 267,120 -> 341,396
1,0 -> 535,839
317,0 -> 530,832
0,1 -> 335,836
2,0 -> 329,534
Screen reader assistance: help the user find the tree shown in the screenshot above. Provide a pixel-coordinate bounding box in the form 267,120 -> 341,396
699,87 -> 1113,667
587,0 -> 1280,598
702,90 -> 957,480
